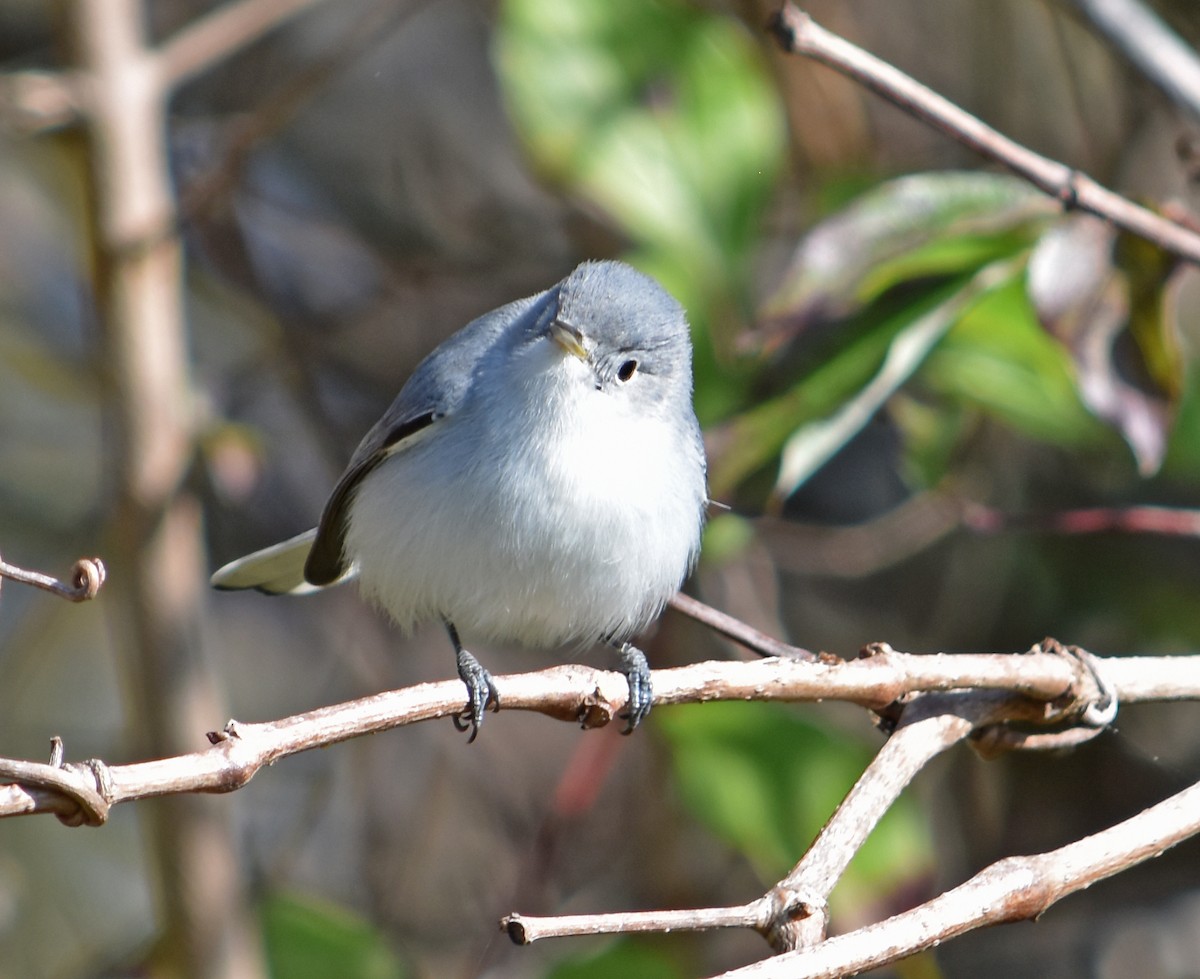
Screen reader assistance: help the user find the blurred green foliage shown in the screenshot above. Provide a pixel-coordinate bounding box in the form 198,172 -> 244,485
657,703 -> 933,918
547,938 -> 686,979
261,893 -> 404,979
495,0 -> 1198,958
4,0 -> 1200,976
497,0 -> 786,421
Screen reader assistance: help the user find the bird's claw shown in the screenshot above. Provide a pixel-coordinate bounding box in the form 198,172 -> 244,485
453,646 -> 498,743
615,642 -> 653,734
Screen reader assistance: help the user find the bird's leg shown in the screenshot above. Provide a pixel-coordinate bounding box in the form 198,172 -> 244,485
446,621 -> 498,742
610,640 -> 653,734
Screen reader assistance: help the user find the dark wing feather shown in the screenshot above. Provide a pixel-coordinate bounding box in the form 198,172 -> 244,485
303,411 -> 438,585
302,286 -> 559,586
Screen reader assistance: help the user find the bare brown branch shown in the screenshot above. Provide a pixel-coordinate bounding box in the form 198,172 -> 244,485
503,903 -> 765,945
1,639 -> 1175,825
761,692 -> 1008,951
501,684 -> 1097,955
496,632 -> 1192,966
965,503 -> 1200,538
713,774 -> 1200,978
768,5 -> 1200,266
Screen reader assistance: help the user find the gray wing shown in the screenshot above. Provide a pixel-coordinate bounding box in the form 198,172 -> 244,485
303,287 -> 558,585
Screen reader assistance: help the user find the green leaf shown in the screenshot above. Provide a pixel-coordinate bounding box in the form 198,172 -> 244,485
922,275 -> 1111,447
261,893 -> 404,979
763,171 -> 1055,325
547,938 -> 685,979
1162,368 -> 1200,477
709,277 -> 970,499
889,393 -> 969,489
700,512 -> 757,564
497,0 -> 784,285
769,256 -> 1025,505
1117,228 -> 1185,400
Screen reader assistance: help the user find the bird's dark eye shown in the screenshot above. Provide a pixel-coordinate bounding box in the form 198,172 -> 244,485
617,359 -> 638,382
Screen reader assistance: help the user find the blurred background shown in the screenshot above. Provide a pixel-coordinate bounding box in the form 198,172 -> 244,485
2,0 -> 1200,976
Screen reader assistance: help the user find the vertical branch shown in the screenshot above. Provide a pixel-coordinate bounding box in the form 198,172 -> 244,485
67,1 -> 264,976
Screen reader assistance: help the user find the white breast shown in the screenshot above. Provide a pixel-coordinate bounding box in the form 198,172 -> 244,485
345,340 -> 705,648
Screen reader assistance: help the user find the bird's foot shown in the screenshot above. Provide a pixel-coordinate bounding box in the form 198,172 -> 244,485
613,642 -> 653,734
451,646 -> 499,742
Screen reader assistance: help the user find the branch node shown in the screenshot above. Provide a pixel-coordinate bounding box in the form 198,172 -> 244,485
48,737 -> 64,768
1072,648 -> 1118,728
501,913 -> 530,945
761,885 -> 829,951
1058,170 -> 1082,210
576,689 -> 616,730
57,758 -> 114,827
1042,638 -> 1119,728
207,719 -> 245,744
970,641 -> 1119,757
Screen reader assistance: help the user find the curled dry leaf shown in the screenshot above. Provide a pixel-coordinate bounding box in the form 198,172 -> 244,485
1027,215 -> 1183,475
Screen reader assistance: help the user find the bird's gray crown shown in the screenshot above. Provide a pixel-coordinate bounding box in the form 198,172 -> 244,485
555,260 -> 691,357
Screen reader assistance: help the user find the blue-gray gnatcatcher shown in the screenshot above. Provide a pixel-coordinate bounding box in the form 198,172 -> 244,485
212,260 -> 708,738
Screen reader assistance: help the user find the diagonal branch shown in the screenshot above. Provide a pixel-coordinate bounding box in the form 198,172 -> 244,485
155,0 -> 330,91
768,5 -> 1200,266
714,773 -> 1200,978
1064,0 -> 1200,122
757,691 -> 1015,951
0,0 -> 331,135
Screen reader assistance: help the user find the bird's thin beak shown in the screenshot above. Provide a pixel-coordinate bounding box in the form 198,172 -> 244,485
550,321 -> 589,361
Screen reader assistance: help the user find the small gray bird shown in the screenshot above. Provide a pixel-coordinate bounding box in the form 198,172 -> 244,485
212,260 -> 708,738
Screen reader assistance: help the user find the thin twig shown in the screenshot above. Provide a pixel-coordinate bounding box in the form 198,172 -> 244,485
0,71 -> 81,133
669,592 -> 814,659
503,903 -> 764,944
155,0 -> 329,91
965,502 -> 1200,537
0,0 -> 331,135
0,554 -> 107,602
768,5 -> 1200,266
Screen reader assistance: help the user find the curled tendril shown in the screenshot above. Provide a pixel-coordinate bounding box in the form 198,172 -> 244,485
0,553 -> 107,602
69,558 -> 106,601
